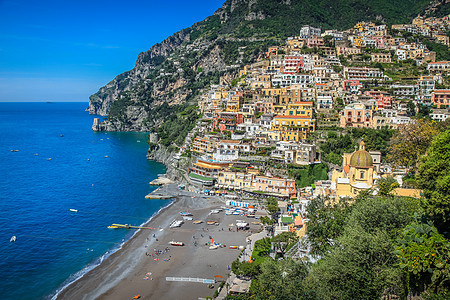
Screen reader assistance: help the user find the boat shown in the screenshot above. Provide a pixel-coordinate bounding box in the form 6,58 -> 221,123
182,216 -> 193,221
209,244 -> 219,250
47,158 -> 52,161
104,155 -> 109,158
60,134 -> 64,137
169,220 -> 184,228
34,153 -> 39,156
108,225 -> 119,229
193,220 -> 203,224
10,236 -> 16,242
229,245 -> 238,249
145,194 -> 173,199
207,221 -> 216,225
169,241 -> 184,246
180,212 -> 193,216
69,209 -> 78,212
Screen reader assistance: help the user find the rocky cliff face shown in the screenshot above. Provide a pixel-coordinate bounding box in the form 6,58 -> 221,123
88,0 -> 431,132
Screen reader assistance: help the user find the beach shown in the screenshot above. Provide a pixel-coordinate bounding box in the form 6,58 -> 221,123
57,184 -> 262,300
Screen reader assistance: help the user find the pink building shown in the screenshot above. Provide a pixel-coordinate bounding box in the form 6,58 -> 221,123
340,102 -> 373,128
343,80 -> 362,93
253,175 -> 297,198
283,55 -> 304,74
364,90 -> 392,109
306,36 -> 324,48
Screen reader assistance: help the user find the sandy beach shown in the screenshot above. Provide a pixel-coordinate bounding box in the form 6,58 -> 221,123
57,184 -> 262,300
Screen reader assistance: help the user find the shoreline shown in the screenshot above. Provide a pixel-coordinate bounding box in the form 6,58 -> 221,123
52,184 -> 177,300
56,183 -> 261,300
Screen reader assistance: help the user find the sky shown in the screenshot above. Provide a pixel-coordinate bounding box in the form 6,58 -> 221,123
0,0 -> 225,102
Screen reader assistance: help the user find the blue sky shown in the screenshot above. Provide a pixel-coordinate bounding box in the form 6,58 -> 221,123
0,0 -> 225,102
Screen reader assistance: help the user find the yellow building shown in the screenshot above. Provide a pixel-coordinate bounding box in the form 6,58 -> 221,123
271,115 -> 316,141
285,102 -> 313,117
331,141 -> 377,198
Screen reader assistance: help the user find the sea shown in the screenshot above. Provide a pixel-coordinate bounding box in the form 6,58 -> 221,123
0,102 -> 169,300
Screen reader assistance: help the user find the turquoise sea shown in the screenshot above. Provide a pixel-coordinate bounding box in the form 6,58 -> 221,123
0,102 -> 168,300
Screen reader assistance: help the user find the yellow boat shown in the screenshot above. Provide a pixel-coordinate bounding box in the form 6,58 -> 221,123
193,220 -> 203,224
108,225 -> 119,229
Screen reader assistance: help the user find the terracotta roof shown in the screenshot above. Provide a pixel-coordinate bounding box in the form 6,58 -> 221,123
219,140 -> 241,143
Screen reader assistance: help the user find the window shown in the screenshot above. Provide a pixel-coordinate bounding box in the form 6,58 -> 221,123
360,171 -> 364,179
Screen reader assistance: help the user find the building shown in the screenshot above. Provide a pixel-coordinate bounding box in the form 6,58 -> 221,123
271,115 -> 316,141
300,25 -> 321,38
253,175 -> 297,198
340,102 -> 373,128
271,141 -> 316,165
432,90 -> 450,108
331,141 -> 377,198
343,66 -> 384,81
430,109 -> 450,122
371,52 -> 392,63
427,61 -> 450,73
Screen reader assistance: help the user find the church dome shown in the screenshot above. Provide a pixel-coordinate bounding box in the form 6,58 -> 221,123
349,141 -> 373,168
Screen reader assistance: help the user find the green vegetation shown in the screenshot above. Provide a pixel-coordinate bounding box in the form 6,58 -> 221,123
320,128 -> 395,165
287,163 -> 328,188
150,104 -> 200,148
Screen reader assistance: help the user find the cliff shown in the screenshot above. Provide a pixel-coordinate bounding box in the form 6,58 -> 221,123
88,0 -> 433,133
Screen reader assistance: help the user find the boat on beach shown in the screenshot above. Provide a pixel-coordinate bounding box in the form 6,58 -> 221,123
180,212 -> 193,216
193,220 -> 203,224
169,241 -> 184,246
145,194 -> 174,199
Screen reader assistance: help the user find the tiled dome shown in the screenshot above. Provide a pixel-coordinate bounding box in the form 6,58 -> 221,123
349,141 -> 373,168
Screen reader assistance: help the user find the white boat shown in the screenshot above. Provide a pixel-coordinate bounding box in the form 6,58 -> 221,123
169,220 -> 184,228
209,244 -> 219,250
10,236 -> 16,242
69,209 -> 78,212
169,241 -> 184,246
182,216 -> 193,221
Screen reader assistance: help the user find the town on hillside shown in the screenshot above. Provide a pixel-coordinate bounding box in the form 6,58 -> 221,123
148,16 -> 450,297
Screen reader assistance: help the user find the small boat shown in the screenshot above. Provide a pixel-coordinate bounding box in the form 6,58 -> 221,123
193,220 -> 203,224
182,216 -> 193,221
207,221 -> 216,225
34,153 -> 39,156
60,134 -> 64,137
209,245 -> 219,250
104,155 -> 108,158
10,236 -> 16,242
69,209 -> 78,212
229,245 -> 238,249
108,225 -> 119,229
47,158 -> 52,161
180,212 -> 193,216
169,241 -> 184,246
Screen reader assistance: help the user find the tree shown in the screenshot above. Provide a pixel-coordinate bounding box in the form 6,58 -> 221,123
306,197 -> 353,256
271,232 -> 298,257
417,130 -> 450,232
388,119 -> 439,174
252,259 -> 310,300
395,218 -> 450,295
378,176 -> 400,196
266,198 -> 279,216
306,195 -> 419,299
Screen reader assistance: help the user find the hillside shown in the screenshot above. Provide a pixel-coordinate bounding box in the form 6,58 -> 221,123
88,0 -> 433,132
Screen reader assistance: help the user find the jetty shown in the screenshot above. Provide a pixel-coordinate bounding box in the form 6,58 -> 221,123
145,194 -> 174,199
108,224 -> 156,230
